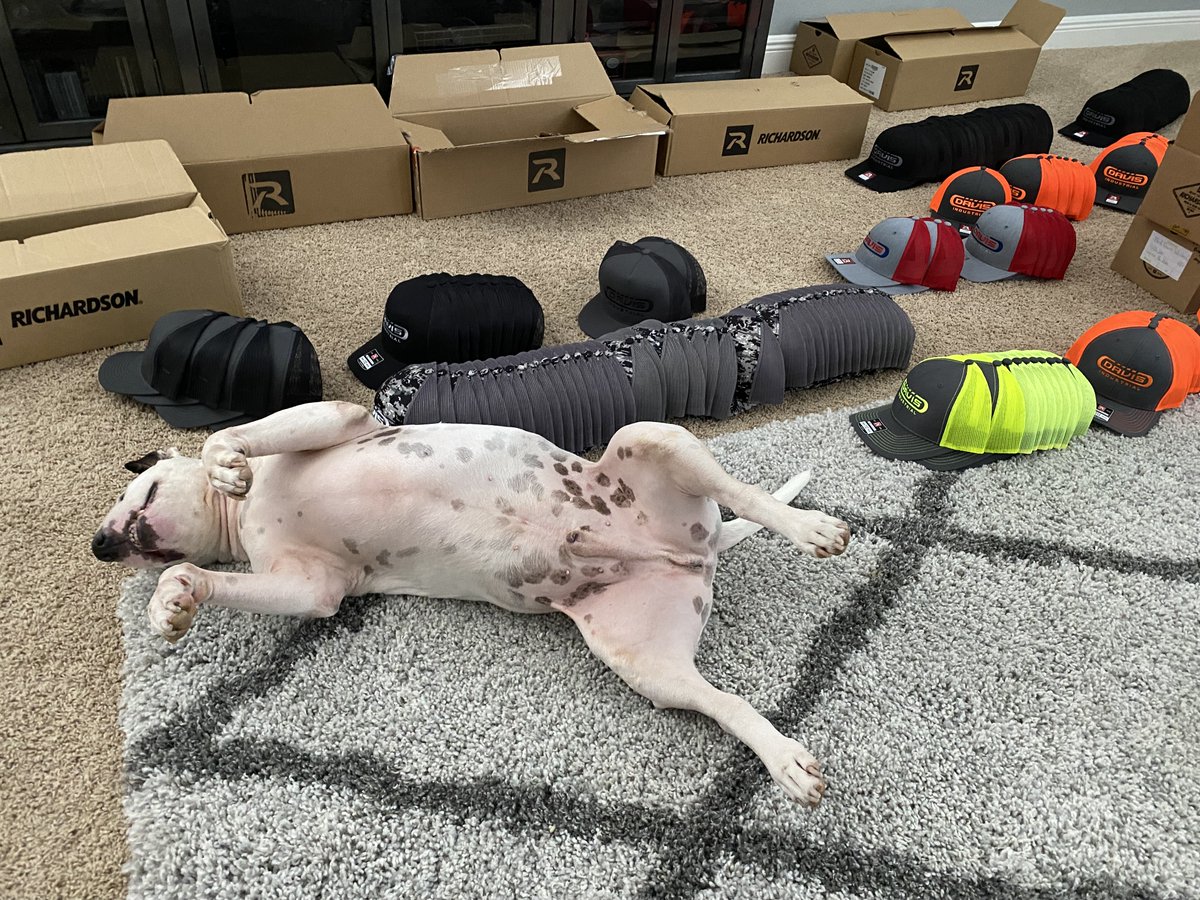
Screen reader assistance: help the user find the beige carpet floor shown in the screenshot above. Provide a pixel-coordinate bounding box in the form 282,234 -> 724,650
2,40 -> 1198,899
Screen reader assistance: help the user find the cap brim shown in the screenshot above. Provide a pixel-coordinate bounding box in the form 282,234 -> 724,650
844,161 -> 919,193
824,254 -> 905,288
153,401 -> 253,430
1057,123 -> 1115,147
98,351 -> 158,397
347,334 -> 406,391
1093,187 -> 1142,213
959,255 -> 1020,283
849,405 -> 1000,470
1091,397 -> 1162,437
578,293 -> 636,339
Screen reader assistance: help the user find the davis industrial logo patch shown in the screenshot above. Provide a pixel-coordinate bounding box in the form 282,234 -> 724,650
528,149 -> 566,192
243,170 -> 295,218
955,64 -> 979,92
722,125 -> 754,156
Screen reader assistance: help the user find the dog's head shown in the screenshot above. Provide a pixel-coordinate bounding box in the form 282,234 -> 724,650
92,449 -> 218,568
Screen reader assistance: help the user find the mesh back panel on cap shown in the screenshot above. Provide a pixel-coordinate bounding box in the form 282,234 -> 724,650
228,325 -> 276,414
938,361 -> 997,454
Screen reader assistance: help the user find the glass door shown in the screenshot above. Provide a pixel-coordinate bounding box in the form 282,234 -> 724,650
387,0 -> 551,56
578,0 -> 671,93
0,0 -> 161,141
0,66 -> 22,143
181,0 -> 389,93
664,0 -> 765,81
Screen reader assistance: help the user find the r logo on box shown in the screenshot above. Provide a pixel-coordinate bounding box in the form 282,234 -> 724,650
243,170 -> 295,218
955,64 -> 979,92
528,149 -> 566,192
722,125 -> 754,156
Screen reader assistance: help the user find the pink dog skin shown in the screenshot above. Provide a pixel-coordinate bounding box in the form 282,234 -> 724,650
94,401 -> 850,805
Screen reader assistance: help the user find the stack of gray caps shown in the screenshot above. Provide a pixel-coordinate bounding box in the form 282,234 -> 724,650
374,284 -> 915,453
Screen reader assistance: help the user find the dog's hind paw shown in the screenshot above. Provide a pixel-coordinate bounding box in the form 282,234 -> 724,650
771,740 -> 826,807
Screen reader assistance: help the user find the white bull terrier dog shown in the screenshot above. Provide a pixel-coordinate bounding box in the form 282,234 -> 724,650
93,401 -> 850,805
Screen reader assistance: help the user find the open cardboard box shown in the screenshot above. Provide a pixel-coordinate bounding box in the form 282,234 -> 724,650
847,0 -> 1064,111
389,43 -> 666,220
0,140 -> 242,370
790,8 -> 971,84
95,84 -> 413,233
630,77 -> 873,176
1136,91 -> 1200,241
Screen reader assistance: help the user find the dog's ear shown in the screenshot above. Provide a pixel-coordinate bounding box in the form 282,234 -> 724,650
124,448 -> 181,474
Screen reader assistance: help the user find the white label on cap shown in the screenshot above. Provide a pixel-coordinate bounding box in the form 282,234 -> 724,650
1094,404 -> 1112,423
858,59 -> 886,100
1140,230 -> 1191,281
858,418 -> 887,435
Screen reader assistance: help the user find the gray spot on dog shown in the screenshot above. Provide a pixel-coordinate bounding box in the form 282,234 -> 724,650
257,526 -> 265,535
551,490 -> 570,503
590,496 -> 611,516
509,471 -> 537,494
636,511 -> 649,526
703,563 -> 715,586
693,595 -> 704,615
364,565 -> 375,577
553,463 -> 569,476
596,473 -> 611,487
378,437 -> 396,447
503,565 -> 525,589
581,565 -> 605,577
551,504 -> 563,517
571,461 -> 582,473
562,479 -> 582,496
451,499 -> 465,511
297,511 -> 303,518
610,479 -> 636,508
610,561 -> 629,576
396,547 -> 419,559
584,613 -> 593,623
534,596 -> 553,606
550,569 -> 571,585
396,442 -> 434,458
566,581 -> 607,605
496,498 -> 516,516
484,436 -> 504,452
456,447 -> 473,463
276,517 -> 282,524
522,551 -> 552,585
444,544 -> 457,555
343,538 -> 360,555
691,523 -> 709,543
571,496 -> 592,511
523,454 -> 544,469
376,550 -> 391,567
617,446 -> 626,460
550,450 -> 567,462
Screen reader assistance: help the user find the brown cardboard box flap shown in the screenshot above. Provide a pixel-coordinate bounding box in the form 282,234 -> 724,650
394,118 -> 456,152
817,8 -> 971,40
570,95 -> 667,142
637,77 -> 870,115
0,202 -> 225,278
0,140 -> 195,227
1001,0 -> 1066,46
101,85 -> 403,163
389,43 -> 612,116
883,26 -> 1036,59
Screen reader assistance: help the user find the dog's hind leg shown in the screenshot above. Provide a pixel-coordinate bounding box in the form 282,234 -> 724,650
606,422 -> 850,558
558,576 -> 826,806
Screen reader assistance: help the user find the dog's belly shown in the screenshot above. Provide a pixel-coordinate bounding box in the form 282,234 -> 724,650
240,423 -> 721,614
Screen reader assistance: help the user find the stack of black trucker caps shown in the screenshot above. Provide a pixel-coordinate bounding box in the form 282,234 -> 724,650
846,103 -> 1054,192
348,273 -> 545,389
1059,69 -> 1191,147
826,217 -> 964,293
577,236 -> 707,338
375,285 -> 916,453
99,311 -> 323,428
850,351 -> 1097,471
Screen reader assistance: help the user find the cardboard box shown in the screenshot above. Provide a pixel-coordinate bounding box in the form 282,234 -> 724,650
847,0 -> 1064,111
95,84 -> 413,234
0,141 -> 242,370
1111,214 -> 1200,315
790,8 -> 971,84
1135,92 -> 1200,240
389,43 -> 666,220
629,77 -> 873,176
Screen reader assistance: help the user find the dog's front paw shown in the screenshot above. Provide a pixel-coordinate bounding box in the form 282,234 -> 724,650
784,511 -> 851,559
201,437 -> 252,498
771,740 -> 826,808
148,563 -> 204,643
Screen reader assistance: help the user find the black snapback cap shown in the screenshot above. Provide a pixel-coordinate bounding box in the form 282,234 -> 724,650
1059,69 -> 1191,147
99,310 -> 323,429
349,274 -> 544,389
578,237 -> 707,338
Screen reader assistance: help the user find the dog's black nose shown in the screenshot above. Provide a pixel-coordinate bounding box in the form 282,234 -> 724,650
91,529 -> 122,561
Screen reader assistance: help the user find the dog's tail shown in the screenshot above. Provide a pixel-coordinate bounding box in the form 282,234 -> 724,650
715,470 -> 812,552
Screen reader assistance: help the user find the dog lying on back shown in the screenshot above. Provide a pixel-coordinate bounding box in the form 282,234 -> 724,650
94,401 -> 850,805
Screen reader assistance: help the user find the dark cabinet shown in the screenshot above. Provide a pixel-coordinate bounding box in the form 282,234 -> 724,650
0,0 -> 772,147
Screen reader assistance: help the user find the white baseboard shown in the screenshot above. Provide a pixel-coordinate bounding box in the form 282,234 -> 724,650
762,9 -> 1200,75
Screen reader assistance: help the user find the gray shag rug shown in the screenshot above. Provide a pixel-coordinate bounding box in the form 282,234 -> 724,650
119,399 -> 1200,899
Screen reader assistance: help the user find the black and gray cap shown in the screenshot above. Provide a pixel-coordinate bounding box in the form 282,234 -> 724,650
578,237 -> 707,338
